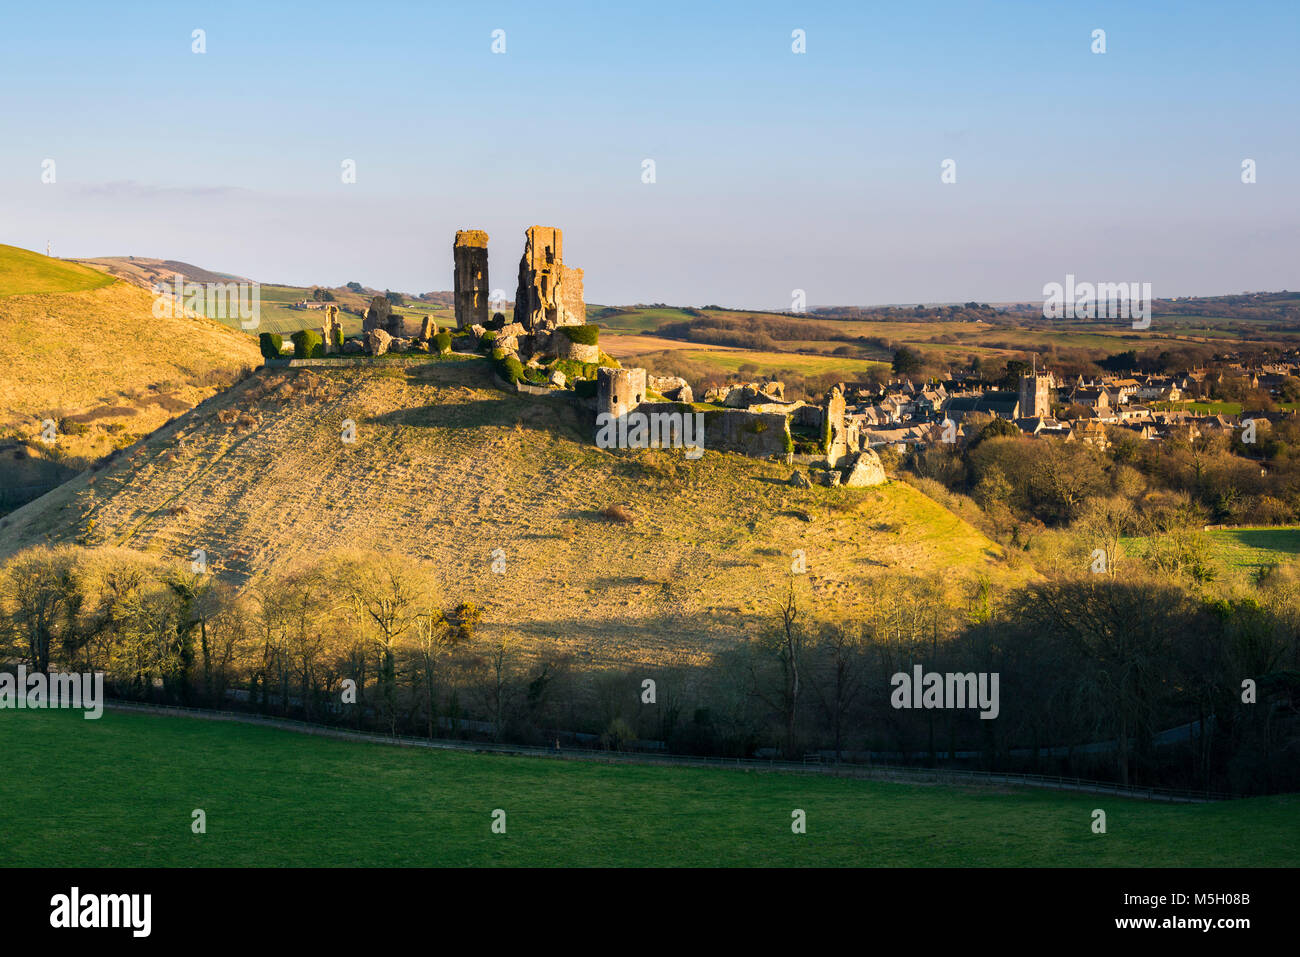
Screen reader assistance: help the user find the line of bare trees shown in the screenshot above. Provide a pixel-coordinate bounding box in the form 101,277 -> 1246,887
2,545 -> 1296,794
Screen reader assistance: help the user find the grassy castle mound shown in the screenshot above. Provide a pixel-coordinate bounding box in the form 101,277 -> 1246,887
0,358 -> 1028,666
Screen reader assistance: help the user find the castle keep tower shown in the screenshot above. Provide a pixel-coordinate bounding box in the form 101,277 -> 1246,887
1018,370 -> 1053,418
513,226 -> 585,331
453,230 -> 489,328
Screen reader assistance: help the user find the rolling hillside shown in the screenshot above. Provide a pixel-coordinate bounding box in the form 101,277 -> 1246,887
68,255 -> 457,339
0,245 -> 261,504
64,254 -> 250,290
593,299 -> 1300,386
0,356 -> 1030,666
241,283 -> 452,338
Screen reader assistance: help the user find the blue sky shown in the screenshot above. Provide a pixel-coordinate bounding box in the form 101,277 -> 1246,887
1,0 -> 1296,307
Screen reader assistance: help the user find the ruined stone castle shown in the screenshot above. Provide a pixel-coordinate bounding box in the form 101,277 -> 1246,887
446,225 -> 882,485
297,225 -> 884,486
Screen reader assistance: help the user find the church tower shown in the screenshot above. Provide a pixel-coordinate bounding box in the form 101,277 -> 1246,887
1018,365 -> 1052,418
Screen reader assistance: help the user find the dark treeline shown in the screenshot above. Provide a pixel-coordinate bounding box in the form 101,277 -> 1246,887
656,313 -> 864,351
1153,293 -> 1300,325
2,545 -> 1296,795
1000,292 -> 1300,327
813,302 -> 1000,323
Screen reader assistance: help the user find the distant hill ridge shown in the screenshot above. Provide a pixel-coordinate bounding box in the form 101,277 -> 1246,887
66,255 -> 251,291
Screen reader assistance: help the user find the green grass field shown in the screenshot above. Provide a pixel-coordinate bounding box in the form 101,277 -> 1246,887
0,244 -> 117,297
2,709 -> 1295,867
671,348 -> 887,376
591,305 -> 694,333
1202,526 -> 1300,572
1123,526 -> 1300,581
1151,400 -> 1246,415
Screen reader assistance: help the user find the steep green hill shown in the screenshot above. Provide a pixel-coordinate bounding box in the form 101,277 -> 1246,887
0,243 -> 117,297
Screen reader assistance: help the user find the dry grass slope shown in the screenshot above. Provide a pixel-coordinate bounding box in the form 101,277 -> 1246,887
0,359 -> 1031,666
0,246 -> 261,472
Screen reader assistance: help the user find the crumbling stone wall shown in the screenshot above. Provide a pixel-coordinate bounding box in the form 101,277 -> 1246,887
825,386 -> 849,465
648,375 -> 693,403
600,400 -> 791,459
514,226 -> 585,330
706,381 -> 785,405
363,295 -> 390,334
558,265 -> 585,325
704,409 -> 792,458
555,335 -> 599,364
793,405 -> 822,428
362,296 -> 403,337
454,229 -> 490,328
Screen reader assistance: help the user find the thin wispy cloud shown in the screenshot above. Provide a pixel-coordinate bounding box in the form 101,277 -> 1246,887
74,181 -> 249,199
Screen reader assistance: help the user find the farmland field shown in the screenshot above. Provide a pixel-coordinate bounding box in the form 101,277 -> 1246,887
2,708 -> 1294,867
590,305 -> 701,333
667,348 -> 887,376
594,303 -> 1300,376
602,337 -> 887,379
601,332 -> 742,357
